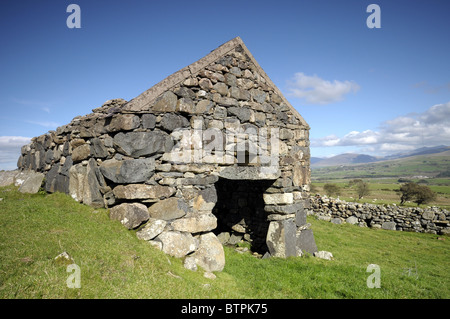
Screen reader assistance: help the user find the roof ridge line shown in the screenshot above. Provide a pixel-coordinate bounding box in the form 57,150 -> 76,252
121,37 -> 242,113
120,36 -> 309,128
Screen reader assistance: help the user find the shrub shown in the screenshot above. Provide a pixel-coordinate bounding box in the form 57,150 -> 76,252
398,182 -> 436,206
323,183 -> 341,197
356,181 -> 370,200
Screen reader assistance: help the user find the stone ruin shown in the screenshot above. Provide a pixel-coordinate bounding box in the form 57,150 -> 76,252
15,37 -> 318,273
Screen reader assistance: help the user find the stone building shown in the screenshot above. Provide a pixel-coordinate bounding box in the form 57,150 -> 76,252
17,37 -> 317,272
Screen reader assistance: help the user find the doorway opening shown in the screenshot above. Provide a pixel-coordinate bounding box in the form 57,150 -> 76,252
212,177 -> 274,255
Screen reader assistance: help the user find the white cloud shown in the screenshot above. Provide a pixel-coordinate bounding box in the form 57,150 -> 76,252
0,136 -> 31,170
312,101 -> 450,154
287,72 -> 360,104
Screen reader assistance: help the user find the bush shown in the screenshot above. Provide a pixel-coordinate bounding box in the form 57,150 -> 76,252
323,183 -> 341,197
398,182 -> 436,206
356,181 -> 370,200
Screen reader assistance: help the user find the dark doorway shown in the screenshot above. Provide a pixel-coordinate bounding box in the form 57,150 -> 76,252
212,177 -> 274,254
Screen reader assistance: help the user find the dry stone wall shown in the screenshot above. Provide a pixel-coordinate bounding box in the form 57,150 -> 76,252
15,37 -> 316,272
309,195 -> 450,235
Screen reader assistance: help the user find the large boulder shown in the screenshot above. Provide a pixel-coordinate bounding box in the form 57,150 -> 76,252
152,91 -> 178,112
17,171 -> 45,194
147,197 -> 188,220
170,212 -> 217,233
192,186 -> 217,211
0,170 -> 19,187
155,231 -> 198,258
263,193 -> 293,205
110,202 -> 149,229
68,158 -> 105,208
113,184 -> 175,200
109,114 -> 140,132
45,156 -> 73,194
266,219 -> 297,258
159,113 -> 190,132
99,158 -> 155,184
190,232 -> 225,272
113,131 -> 173,158
381,221 -> 396,231
296,229 -> 318,255
71,144 -> 91,162
136,218 -> 167,241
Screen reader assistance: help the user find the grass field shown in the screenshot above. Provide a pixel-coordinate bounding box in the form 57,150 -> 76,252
311,152 -> 450,184
0,185 -> 449,299
311,180 -> 450,209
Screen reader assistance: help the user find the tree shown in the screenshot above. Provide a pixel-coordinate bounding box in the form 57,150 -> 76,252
413,185 -> 436,206
356,181 -> 371,200
398,182 -> 418,205
323,183 -> 341,197
398,182 -> 436,206
348,179 -> 363,188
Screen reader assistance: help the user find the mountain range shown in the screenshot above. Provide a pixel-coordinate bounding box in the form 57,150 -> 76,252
311,145 -> 450,168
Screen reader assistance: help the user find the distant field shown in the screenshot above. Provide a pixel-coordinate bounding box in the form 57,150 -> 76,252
311,181 -> 450,209
311,152 -> 450,184
311,152 -> 450,208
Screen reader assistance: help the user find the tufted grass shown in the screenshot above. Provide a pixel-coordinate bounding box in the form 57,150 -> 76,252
0,185 -> 448,299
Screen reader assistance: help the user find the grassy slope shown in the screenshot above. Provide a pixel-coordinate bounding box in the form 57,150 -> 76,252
0,186 -> 448,299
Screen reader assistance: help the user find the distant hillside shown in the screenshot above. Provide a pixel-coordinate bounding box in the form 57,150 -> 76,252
312,153 -> 380,168
312,145 -> 450,168
384,145 -> 450,160
311,149 -> 450,181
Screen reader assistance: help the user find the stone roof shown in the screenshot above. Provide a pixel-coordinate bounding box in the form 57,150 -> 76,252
120,36 -> 309,128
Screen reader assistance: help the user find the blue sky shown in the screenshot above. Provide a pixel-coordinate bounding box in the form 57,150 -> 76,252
0,0 -> 449,169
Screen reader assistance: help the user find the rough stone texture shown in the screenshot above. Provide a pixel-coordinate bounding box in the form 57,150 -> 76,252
109,114 -> 140,132
266,219 -> 297,258
110,202 -> 149,230
18,171 -> 44,194
263,193 -> 294,205
113,131 -> 173,158
309,195 -> 450,235
113,184 -> 175,200
69,159 -> 105,208
190,232 -> 225,272
136,218 -> 167,241
171,212 -> 217,233
296,229 -> 318,255
382,221 -> 396,231
156,231 -> 198,258
147,197 -> 189,220
183,256 -> 198,271
14,37 -> 315,270
72,144 -> 91,162
99,158 -> 155,184
0,170 -> 20,187
314,251 -> 333,261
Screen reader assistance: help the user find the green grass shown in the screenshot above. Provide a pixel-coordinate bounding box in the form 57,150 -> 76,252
0,185 -> 449,299
311,153 -> 450,182
311,180 -> 450,209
